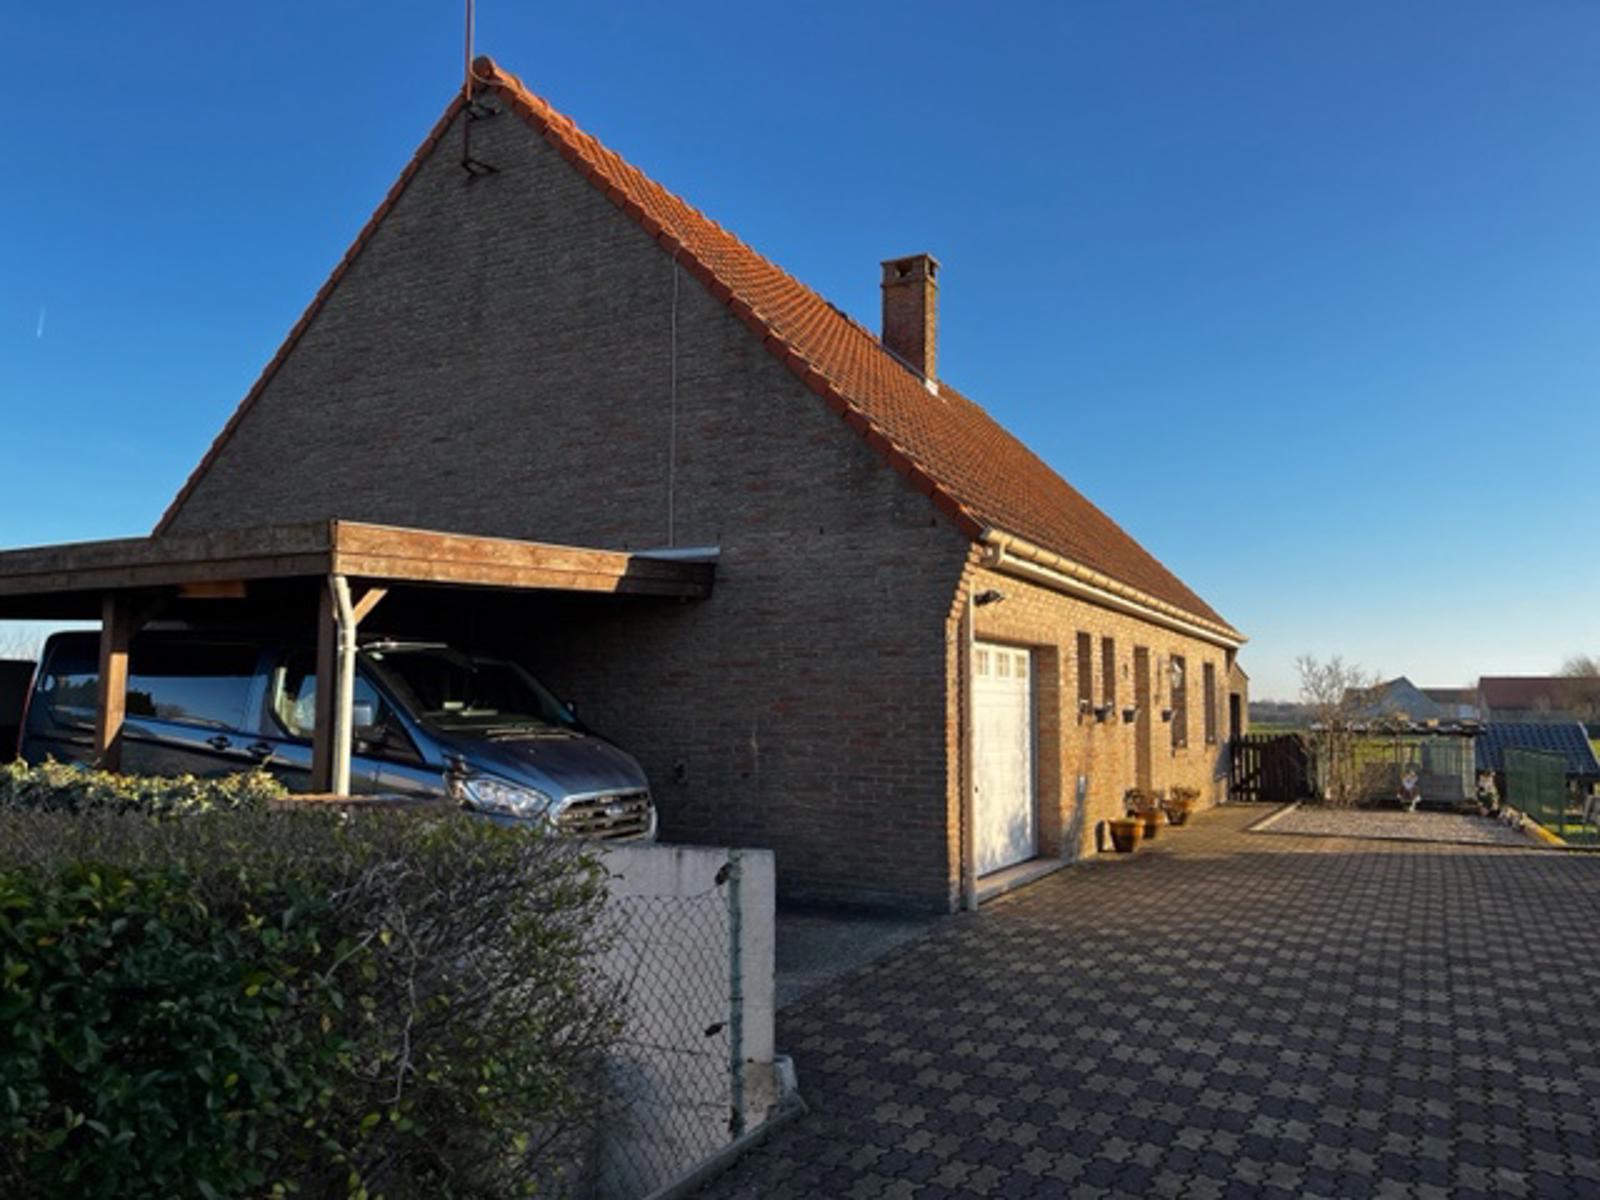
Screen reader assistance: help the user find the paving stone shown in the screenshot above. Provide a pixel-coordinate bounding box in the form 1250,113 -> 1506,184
695,805 -> 1600,1200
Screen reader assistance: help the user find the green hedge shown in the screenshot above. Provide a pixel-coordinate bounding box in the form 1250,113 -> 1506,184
0,758 -> 287,815
0,767 -> 621,1199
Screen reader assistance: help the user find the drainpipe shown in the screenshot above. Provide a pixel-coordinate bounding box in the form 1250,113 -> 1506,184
961,585 -> 978,911
329,575 -> 356,796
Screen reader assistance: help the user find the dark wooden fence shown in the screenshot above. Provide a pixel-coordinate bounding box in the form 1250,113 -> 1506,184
1229,733 -> 1310,804
0,658 -> 35,764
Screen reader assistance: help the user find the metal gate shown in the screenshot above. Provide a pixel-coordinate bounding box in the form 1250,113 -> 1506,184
1505,747 -> 1597,843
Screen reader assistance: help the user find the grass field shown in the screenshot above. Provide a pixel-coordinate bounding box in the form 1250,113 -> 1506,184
1244,722 -> 1303,736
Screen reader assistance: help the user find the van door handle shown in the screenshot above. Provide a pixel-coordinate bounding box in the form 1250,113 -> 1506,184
207,735 -> 232,751
245,741 -> 274,762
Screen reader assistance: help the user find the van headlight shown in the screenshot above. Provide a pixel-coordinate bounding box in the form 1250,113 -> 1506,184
462,776 -> 555,821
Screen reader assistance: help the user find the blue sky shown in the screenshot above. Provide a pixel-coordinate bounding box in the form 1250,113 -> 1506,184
2,2 -> 1597,697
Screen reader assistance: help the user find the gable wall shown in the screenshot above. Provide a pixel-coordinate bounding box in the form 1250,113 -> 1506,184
164,104 -> 972,909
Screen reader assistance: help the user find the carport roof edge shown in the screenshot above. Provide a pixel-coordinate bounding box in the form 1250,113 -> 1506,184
0,518 -> 715,612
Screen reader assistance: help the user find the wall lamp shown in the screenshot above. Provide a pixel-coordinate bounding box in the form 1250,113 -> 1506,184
973,589 -> 1007,607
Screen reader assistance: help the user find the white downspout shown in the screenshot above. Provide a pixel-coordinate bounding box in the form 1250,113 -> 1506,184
962,585 -> 978,911
330,574 -> 356,796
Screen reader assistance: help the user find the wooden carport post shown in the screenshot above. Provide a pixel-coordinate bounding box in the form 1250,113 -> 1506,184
93,592 -> 137,772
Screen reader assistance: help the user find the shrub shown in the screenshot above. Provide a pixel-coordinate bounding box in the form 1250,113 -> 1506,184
0,759 -> 287,815
0,860 -> 341,1197
0,785 -> 622,1198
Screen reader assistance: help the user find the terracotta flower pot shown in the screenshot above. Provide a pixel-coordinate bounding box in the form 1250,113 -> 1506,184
1139,810 -> 1163,839
1108,817 -> 1143,853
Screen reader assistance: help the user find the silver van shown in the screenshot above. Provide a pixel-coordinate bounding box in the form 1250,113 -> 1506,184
19,632 -> 655,840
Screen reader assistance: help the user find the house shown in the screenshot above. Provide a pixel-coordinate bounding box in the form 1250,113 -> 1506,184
18,60 -> 1244,912
1345,676 -> 1453,723
1477,676 -> 1600,726
1419,687 -> 1478,720
1341,676 -> 1488,724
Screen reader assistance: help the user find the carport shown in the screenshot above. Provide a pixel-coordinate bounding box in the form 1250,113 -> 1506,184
0,519 -> 714,792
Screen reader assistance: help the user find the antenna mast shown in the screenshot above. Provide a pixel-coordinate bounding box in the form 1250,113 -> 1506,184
462,0 -> 475,166
459,0 -> 497,175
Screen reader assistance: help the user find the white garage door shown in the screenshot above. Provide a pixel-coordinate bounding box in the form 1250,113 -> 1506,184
973,642 -> 1036,876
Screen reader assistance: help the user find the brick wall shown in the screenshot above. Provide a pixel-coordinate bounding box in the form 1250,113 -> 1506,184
958,563 -> 1235,864
1229,661 -> 1250,740
162,102 -> 972,910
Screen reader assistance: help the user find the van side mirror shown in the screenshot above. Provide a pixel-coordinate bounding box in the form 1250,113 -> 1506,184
351,700 -> 379,734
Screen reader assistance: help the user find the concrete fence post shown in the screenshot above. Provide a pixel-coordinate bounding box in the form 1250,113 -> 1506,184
726,847 -> 746,1139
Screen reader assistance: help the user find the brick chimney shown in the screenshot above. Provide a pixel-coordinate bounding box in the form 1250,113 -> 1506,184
880,253 -> 939,385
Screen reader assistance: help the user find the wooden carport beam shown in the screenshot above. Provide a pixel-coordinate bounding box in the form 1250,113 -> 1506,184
350,584 -> 388,627
0,519 -> 714,608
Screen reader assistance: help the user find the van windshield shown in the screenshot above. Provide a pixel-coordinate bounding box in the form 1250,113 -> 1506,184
363,646 -> 578,736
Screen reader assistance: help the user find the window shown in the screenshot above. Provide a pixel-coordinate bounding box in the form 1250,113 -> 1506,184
1170,655 -> 1188,749
269,652 -> 421,763
126,642 -> 259,730
364,646 -> 578,735
34,636 -> 99,726
1203,662 -> 1218,744
1101,637 -> 1116,706
270,651 -> 387,740
1076,633 -> 1093,711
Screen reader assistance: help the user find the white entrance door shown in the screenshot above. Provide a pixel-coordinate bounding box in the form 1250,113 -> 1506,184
973,642 -> 1036,876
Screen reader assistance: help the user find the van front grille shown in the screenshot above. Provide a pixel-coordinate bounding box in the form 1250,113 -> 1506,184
556,790 -> 653,839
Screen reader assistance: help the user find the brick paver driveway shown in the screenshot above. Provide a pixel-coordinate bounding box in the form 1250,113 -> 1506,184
701,805 -> 1600,1199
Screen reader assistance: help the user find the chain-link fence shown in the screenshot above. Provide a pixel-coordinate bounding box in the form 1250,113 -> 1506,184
1308,732 -> 1476,807
1506,747 -> 1600,844
566,847 -> 773,1200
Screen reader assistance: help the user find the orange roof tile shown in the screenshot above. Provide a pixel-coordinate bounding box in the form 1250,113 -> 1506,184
158,57 -> 1235,636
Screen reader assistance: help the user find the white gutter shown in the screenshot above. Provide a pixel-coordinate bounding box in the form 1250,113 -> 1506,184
979,530 -> 1245,651
329,574 -> 356,796
961,588 -> 977,911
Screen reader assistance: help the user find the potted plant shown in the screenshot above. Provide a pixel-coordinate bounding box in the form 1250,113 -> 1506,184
1126,789 -> 1164,840
1165,786 -> 1200,826
1107,815 -> 1143,853
1094,702 -> 1115,723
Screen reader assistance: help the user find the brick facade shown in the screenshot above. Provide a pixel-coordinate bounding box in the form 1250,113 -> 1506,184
953,565 -> 1235,868
161,97 -> 1239,912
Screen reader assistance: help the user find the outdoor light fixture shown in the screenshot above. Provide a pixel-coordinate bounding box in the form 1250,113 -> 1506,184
973,589 -> 1006,607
